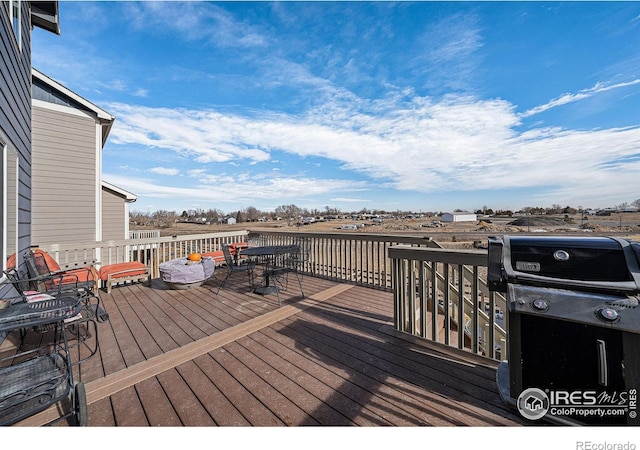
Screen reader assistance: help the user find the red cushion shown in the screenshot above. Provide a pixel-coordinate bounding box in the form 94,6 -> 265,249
30,249 -> 97,289
100,262 -> 148,281
201,251 -> 225,263
6,253 -> 16,269
32,249 -> 62,272
229,242 -> 248,253
53,267 -> 95,284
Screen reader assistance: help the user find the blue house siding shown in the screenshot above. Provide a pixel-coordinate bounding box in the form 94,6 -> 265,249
1,2 -> 33,270
1,2 -> 58,271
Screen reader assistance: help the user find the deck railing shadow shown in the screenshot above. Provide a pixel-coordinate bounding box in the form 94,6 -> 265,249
286,302 -> 522,426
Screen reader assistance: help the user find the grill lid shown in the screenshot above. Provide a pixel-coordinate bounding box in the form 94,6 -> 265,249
488,235 -> 640,294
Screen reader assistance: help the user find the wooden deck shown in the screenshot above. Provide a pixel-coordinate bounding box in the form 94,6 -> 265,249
9,270 -> 527,427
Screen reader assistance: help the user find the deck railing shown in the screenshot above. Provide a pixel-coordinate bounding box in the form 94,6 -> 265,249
389,245 -> 507,360
38,228 -> 505,360
247,230 -> 440,289
128,230 -> 161,239
39,230 -> 249,278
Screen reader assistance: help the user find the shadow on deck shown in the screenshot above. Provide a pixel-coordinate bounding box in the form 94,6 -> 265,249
10,272 -> 527,427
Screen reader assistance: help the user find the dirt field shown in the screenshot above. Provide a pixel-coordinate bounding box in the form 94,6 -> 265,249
132,212 -> 640,249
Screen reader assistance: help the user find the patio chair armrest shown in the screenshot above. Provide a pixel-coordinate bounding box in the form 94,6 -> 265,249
2,269 -> 79,301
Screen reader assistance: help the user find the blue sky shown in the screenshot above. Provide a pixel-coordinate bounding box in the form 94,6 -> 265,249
31,1 -> 640,215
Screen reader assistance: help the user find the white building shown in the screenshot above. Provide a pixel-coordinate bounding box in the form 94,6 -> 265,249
441,212 -> 477,223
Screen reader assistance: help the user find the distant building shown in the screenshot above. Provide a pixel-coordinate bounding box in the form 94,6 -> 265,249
226,217 -> 237,225
441,212 -> 477,223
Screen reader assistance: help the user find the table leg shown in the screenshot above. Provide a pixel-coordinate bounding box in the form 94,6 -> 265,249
253,257 -> 278,296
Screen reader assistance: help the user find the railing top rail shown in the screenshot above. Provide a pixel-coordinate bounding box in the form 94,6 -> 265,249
389,245 -> 488,266
249,229 -> 440,246
38,230 -> 250,252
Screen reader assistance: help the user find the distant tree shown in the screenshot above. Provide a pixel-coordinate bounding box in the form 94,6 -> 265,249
205,208 -> 223,223
152,210 -> 177,228
245,206 -> 259,222
181,210 -> 188,219
275,204 -> 302,225
632,199 -> 640,208
324,205 -> 341,216
130,210 -> 152,226
522,206 -> 546,215
548,204 -> 563,214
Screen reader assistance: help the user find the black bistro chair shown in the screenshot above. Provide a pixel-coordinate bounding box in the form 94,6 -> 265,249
262,253 -> 305,306
216,244 -> 256,294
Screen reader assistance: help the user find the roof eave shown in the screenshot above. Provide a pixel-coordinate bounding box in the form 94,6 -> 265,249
102,181 -> 138,203
32,68 -> 116,145
31,2 -> 60,35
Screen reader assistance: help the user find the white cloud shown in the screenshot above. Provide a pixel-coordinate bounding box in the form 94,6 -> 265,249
133,88 -> 149,98
331,197 -> 370,203
521,79 -> 640,118
107,83 -> 640,210
125,2 -> 269,49
149,167 -> 180,176
104,173 -> 366,207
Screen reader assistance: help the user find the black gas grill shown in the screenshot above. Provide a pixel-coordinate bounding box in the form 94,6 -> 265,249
488,235 -> 640,425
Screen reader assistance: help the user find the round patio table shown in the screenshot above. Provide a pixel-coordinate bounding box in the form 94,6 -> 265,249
159,257 -> 215,289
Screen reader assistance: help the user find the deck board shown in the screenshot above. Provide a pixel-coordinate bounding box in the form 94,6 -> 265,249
212,344 -> 317,425
190,353 -> 284,426
156,368 -> 217,426
175,360 -> 251,426
135,376 -> 182,426
111,386 -> 148,426
11,274 -> 527,427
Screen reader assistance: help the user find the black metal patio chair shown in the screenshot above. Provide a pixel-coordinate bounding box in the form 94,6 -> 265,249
6,254 -> 105,365
216,244 -> 256,294
261,252 -> 305,306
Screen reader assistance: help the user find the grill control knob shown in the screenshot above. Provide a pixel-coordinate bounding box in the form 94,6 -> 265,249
531,298 -> 549,311
596,307 -> 619,322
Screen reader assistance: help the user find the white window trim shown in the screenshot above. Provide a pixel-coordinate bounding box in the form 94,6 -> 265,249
2,139 -> 18,273
2,139 -> 6,272
5,0 -> 22,52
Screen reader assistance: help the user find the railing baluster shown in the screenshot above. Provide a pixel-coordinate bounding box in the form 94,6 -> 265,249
418,260 -> 426,338
457,263 -> 465,350
472,265 -> 479,354
488,290 -> 496,360
443,263 -> 450,346
430,260 -> 438,342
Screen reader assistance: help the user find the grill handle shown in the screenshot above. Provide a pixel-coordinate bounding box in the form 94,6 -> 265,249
597,339 -> 608,387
